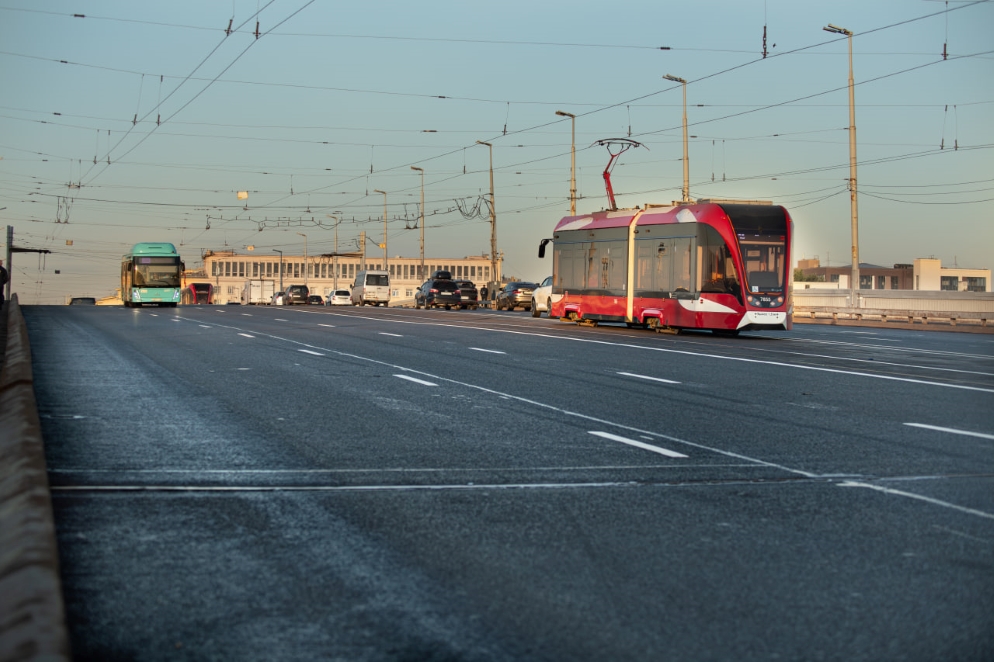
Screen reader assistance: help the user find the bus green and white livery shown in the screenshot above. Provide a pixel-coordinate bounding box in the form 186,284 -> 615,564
121,243 -> 184,307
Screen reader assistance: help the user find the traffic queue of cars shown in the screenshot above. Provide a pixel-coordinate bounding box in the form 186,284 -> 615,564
268,271 -> 555,316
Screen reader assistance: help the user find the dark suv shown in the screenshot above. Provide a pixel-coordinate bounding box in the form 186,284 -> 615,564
284,284 -> 310,305
415,279 -> 461,310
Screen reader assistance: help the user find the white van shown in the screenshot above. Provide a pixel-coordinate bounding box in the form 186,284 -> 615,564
351,270 -> 391,306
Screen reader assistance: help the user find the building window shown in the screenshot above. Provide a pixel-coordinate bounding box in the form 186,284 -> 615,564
891,276 -> 899,290
859,275 -> 872,290
940,276 -> 958,291
829,273 -> 839,283
876,275 -> 886,290
965,277 -> 986,292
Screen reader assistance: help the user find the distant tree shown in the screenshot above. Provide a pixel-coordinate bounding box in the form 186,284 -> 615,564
793,268 -> 823,282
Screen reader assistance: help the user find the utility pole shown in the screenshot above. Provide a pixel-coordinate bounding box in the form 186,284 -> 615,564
296,232 -> 307,287
326,214 -> 340,290
476,140 -> 498,302
374,189 -> 388,271
555,111 -> 577,215
6,226 -> 52,302
272,249 -> 283,295
824,23 -> 860,306
411,166 -> 425,279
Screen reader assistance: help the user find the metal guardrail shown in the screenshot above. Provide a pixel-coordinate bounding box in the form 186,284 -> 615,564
792,289 -> 993,327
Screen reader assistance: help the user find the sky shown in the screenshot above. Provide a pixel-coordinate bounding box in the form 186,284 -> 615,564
1,0 -> 992,304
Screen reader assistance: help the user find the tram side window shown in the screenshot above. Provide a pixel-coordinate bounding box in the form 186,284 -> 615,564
635,237 -> 694,296
584,241 -> 626,292
698,225 -> 740,300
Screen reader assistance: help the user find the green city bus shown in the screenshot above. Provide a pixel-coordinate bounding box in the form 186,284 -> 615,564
121,243 -> 184,307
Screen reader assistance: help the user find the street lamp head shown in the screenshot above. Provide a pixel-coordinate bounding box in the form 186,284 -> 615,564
373,189 -> 386,195
555,110 -> 575,118
663,74 -> 686,84
411,166 -> 423,173
476,140 -> 492,147
823,24 -> 852,36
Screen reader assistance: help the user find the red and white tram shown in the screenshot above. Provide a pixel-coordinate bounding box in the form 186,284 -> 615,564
539,200 -> 793,335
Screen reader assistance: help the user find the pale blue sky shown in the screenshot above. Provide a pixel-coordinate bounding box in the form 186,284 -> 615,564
1,0 -> 992,302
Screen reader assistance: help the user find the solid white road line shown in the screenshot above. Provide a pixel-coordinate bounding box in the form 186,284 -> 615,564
470,348 -> 506,354
199,325 -> 211,328
171,318 -> 181,322
904,423 -> 994,441
394,374 -> 437,386
298,349 -> 324,356
319,324 -> 335,328
838,481 -> 994,521
380,332 -> 403,337
589,431 -> 689,458
238,333 -> 254,338
617,371 -> 680,385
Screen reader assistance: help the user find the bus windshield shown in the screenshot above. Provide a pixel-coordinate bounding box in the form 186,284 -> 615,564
740,235 -> 786,293
134,257 -> 181,288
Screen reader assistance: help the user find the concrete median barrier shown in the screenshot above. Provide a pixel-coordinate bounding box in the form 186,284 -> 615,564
0,295 -> 71,662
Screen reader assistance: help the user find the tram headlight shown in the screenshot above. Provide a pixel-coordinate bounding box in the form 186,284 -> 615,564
776,296 -> 784,304
746,295 -> 754,304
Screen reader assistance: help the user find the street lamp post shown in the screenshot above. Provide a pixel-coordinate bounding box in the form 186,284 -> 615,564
272,249 -> 283,296
663,74 -> 690,203
374,189 -> 388,271
296,232 -> 307,288
476,140 -> 498,302
555,111 -> 576,215
411,166 -> 425,280
824,23 -> 860,305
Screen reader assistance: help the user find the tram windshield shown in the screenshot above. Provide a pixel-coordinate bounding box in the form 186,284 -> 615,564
722,204 -> 789,295
740,235 -> 786,293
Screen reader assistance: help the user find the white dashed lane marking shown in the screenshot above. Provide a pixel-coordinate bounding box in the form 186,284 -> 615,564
617,371 -> 680,385
395,374 -> 437,386
904,423 -> 994,441
589,431 -> 688,458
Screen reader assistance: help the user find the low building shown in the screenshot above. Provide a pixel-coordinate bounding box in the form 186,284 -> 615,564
795,258 -> 989,292
913,258 -> 990,292
200,250 -> 501,304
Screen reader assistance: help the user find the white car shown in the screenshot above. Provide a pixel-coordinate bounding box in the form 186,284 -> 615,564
530,276 -> 555,317
325,289 -> 351,306
272,291 -> 285,306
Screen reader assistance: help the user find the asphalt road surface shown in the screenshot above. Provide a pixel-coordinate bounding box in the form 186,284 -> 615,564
25,304 -> 994,661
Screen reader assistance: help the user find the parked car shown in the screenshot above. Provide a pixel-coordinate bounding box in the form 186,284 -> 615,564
496,282 -> 538,311
455,280 -> 479,310
325,289 -> 351,306
307,294 -> 324,305
531,276 -> 554,317
284,284 -> 309,305
272,291 -> 286,306
415,278 -> 461,310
